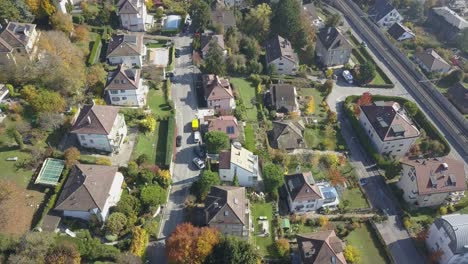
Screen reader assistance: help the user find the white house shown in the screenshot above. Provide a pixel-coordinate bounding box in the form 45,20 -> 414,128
427,214 -> 468,264
219,144 -> 260,187
387,22 -> 416,41
116,0 -> 153,31
414,49 -> 452,73
368,0 -> 403,28
70,104 -> 127,153
106,34 -> 146,68
54,164 -> 124,222
0,22 -> 40,65
397,157 -> 466,208
202,74 -> 236,113
105,65 -> 148,107
359,101 -> 420,156
284,172 -> 340,214
265,35 -> 299,75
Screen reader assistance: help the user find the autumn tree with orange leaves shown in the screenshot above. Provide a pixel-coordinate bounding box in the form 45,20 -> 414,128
166,223 -> 220,264
328,167 -> 346,186
354,92 -> 373,116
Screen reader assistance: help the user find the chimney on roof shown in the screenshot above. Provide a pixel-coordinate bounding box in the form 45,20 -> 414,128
87,116 -> 91,125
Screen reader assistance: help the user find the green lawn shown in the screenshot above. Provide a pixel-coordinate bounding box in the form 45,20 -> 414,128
341,188 -> 369,209
371,73 -> 386,85
0,147 -> 34,188
251,202 -> 278,258
345,222 -> 388,264
146,43 -> 166,48
230,78 -> 257,121
297,87 -> 328,122
244,123 -> 255,151
304,128 -> 337,150
132,122 -> 159,162
147,89 -> 172,119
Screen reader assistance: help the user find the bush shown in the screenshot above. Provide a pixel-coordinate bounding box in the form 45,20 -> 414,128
275,239 -> 290,258
165,115 -> 175,167
140,185 -> 167,208
439,206 -> 448,215
88,35 -> 102,65
96,157 -> 112,166
129,226 -> 148,257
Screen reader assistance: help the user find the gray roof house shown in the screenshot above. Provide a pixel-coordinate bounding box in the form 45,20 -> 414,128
204,186 -> 251,238
54,164 -> 124,221
270,120 -> 305,150
315,27 -> 352,67
387,22 -> 416,41
367,0 -> 403,28
428,6 -> 468,41
268,84 -> 300,114
414,49 -> 452,73
427,214 -> 468,264
211,9 -> 236,29
265,35 -> 299,75
296,231 -> 347,264
447,82 -> 468,114
200,34 -> 226,58
106,34 -> 146,67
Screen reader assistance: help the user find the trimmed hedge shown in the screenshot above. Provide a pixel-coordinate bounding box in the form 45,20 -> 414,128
167,46 -> 175,71
88,34 -> 102,65
165,115 -> 175,168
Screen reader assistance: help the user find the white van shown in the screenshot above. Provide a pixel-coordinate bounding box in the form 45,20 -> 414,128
194,131 -> 201,144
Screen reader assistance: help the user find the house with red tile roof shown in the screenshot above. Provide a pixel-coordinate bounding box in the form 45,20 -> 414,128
397,157 -> 466,208
202,74 -> 235,112
207,115 -> 239,140
296,230 -> 347,264
359,101 -> 420,156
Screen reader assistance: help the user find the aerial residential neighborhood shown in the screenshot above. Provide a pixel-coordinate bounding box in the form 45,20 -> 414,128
0,0 -> 467,263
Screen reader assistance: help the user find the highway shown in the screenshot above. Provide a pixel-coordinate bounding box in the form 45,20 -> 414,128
331,0 -> 468,162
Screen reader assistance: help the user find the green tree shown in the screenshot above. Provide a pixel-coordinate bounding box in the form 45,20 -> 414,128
262,163 -> 283,197
344,245 -> 361,263
7,232 -> 55,263
203,41 -> 226,76
356,61 -> 376,84
239,36 -> 261,61
139,168 -> 155,183
241,3 -> 272,41
325,13 -> 341,27
191,170 -> 220,201
50,12 -> 73,34
271,0 -> 303,48
114,192 -> 141,216
403,101 -> 419,117
0,0 -> 21,22
407,0 -> 424,23
129,226 -> 148,257
205,236 -> 260,264
275,238 -> 290,258
204,131 -> 230,154
139,115 -> 157,133
189,0 -> 211,31
106,212 -> 128,235
140,185 -> 167,208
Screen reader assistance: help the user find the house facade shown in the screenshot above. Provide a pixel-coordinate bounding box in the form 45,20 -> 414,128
270,120 -> 305,150
284,172 -> 340,214
359,101 -> 420,156
0,22 -> 40,65
368,0 -> 403,28
106,34 -> 146,67
296,231 -> 347,264
397,157 -> 466,208
105,65 -> 148,107
427,214 -> 468,264
315,27 -> 352,67
117,0 -> 153,31
268,84 -> 300,114
54,164 -> 124,221
428,6 -> 468,41
219,144 -> 260,187
387,22 -> 416,41
71,104 -> 127,153
204,186 -> 251,238
207,115 -> 239,140
265,35 -> 299,75
414,49 -> 451,73
202,74 -> 236,112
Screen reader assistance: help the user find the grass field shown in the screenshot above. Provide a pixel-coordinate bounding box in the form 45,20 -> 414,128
147,89 -> 172,119
132,123 -> 159,162
251,202 -> 278,258
297,87 -> 327,122
342,188 -> 369,209
304,128 -> 337,150
230,78 -> 257,121
345,222 -> 388,264
371,73 -> 386,85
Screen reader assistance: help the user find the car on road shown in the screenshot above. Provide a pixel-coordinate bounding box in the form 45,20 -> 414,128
175,49 -> 181,58
361,41 -> 367,48
165,72 -> 174,78
193,157 -> 205,169
176,135 -> 182,147
193,131 -> 201,144
342,70 -> 354,84
359,178 -> 368,186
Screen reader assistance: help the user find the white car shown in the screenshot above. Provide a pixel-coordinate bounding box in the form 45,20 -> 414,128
342,70 -> 354,84
193,157 -> 205,169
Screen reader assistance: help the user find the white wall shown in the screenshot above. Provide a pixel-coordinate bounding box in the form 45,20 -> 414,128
108,81 -> 148,107
397,32 -> 415,41
108,114 -> 127,152
269,57 -> 298,76
100,172 -> 124,221
219,164 -> 257,187
377,9 -> 403,28
77,133 -> 112,152
63,210 -> 92,221
119,0 -> 148,31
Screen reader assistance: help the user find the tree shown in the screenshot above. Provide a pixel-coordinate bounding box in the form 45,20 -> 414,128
96,157 -> 112,166
328,167 -> 346,186
326,68 -> 334,79
106,212 -> 128,235
64,147 -> 80,167
403,101 -> 419,117
0,0 -> 21,23
344,245 -> 361,263
318,216 -> 329,227
356,61 -> 376,84
275,239 -> 290,258
166,223 -> 219,264
240,36 -> 261,61
241,3 -> 272,41
86,63 -> 107,94
140,184 -> 166,208
8,232 -> 55,263
441,69 -> 463,86
203,42 -> 226,76
156,170 -> 171,188
305,97 -> 315,115
44,241 -> 81,264
232,174 -> 239,186
129,226 -> 148,257
50,12 -> 73,34
191,170 -> 220,201
271,0 -> 303,48
205,236 -> 260,264
204,131 -> 230,154
321,79 -> 334,94
325,13 -> 341,27
262,163 -> 283,197
139,115 -> 157,133
327,111 -> 337,123
357,92 -> 373,106
189,0 -> 211,31
72,25 -> 90,43
439,206 -> 448,215
38,112 -> 64,131
21,85 -> 66,113
407,0 -> 424,23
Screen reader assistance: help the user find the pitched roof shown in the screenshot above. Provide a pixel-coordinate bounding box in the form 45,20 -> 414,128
54,164 -> 120,211
106,34 -> 144,58
200,34 -> 225,54
71,105 -> 120,135
317,27 -> 352,51
219,151 -> 231,169
414,49 -> 451,71
105,65 -> 141,90
270,84 -> 297,110
211,9 -> 236,28
359,101 -> 420,141
401,157 -> 466,195
447,82 -> 468,113
368,0 -> 397,22
271,120 -> 305,149
387,22 -> 415,40
297,230 -> 347,264
432,6 -> 468,30
229,144 -> 258,174
204,186 -> 248,226
202,74 -> 234,101
434,214 -> 468,255
117,0 -> 141,14
284,172 -> 322,202
208,115 -> 239,139
0,22 -> 36,52
265,35 -> 298,64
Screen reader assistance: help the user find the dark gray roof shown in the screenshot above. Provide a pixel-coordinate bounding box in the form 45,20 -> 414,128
270,120 -> 305,149
368,0 -> 396,22
270,84 -> 296,110
70,105 -> 120,135
317,27 -> 352,51
211,9 -> 236,28
204,186 -> 248,225
284,172 -> 322,202
434,214 -> 468,254
387,22 -> 415,40
447,82 -> 468,113
265,35 -> 298,64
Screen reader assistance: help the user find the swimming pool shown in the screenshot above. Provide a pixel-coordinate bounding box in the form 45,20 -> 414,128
163,15 -> 182,30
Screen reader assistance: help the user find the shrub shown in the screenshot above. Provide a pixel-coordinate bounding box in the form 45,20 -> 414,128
165,115 -> 175,167
106,212 -> 128,236
344,245 -> 361,263
140,185 -> 167,208
96,157 -> 112,166
275,239 -> 290,258
88,35 -> 102,65
64,147 -> 80,167
439,206 -> 448,215
129,226 -> 148,257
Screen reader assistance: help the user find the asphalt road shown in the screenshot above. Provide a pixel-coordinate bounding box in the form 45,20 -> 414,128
146,33 -> 200,264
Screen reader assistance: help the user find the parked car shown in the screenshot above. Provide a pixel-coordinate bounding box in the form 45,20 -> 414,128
176,135 -> 182,147
165,72 -> 174,78
193,157 -> 205,169
361,41 -> 367,48
342,70 -> 354,84
359,178 -> 368,186
193,131 -> 201,144
175,49 -> 181,58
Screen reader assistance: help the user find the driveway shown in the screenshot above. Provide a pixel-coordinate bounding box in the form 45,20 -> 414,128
148,48 -> 169,67
146,33 -> 201,264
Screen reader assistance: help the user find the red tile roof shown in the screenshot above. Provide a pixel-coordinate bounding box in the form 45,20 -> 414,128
208,115 -> 239,139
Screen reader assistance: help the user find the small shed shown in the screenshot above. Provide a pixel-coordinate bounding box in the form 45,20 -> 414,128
281,218 -> 291,231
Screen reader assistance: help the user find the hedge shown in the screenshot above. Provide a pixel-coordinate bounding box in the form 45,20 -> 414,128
88,34 -> 102,65
165,115 -> 175,168
167,46 -> 175,71
164,79 -> 171,101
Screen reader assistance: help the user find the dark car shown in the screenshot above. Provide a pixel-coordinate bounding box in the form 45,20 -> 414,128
165,72 -> 175,78
176,135 -> 182,147
175,49 -> 181,58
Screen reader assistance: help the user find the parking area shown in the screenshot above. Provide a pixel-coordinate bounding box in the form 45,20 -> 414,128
148,48 -> 169,67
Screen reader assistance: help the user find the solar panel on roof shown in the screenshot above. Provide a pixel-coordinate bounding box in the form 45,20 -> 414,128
377,117 -> 388,128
